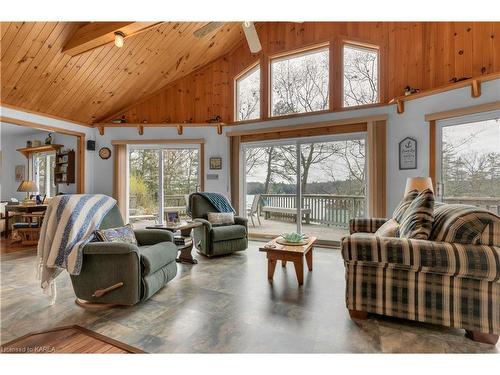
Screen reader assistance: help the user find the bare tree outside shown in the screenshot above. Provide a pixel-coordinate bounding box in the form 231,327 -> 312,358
236,65 -> 260,121
441,119 -> 500,198
343,44 -> 378,107
271,48 -> 329,116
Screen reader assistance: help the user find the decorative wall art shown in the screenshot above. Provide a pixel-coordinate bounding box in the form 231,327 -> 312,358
209,157 -> 222,170
15,165 -> 25,181
399,137 -> 417,170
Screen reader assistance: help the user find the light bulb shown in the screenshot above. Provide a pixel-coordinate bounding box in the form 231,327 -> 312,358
243,21 -> 251,28
114,32 -> 125,48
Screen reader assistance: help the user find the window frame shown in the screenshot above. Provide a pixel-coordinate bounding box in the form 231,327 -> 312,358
342,41 -> 381,108
127,143 -> 202,226
234,62 -> 261,122
435,110 -> 500,201
269,44 -> 330,118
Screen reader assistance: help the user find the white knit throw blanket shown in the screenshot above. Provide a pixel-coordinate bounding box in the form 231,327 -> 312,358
37,194 -> 116,304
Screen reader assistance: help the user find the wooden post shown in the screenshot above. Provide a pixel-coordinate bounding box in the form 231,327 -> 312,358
471,80 -> 481,98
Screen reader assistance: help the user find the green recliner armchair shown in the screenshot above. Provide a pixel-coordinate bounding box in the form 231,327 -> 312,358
70,205 -> 178,306
190,194 -> 248,257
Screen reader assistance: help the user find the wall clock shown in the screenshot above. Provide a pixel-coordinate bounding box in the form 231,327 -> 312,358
98,147 -> 111,160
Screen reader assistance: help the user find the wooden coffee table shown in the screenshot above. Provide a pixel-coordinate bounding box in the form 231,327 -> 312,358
259,236 -> 316,285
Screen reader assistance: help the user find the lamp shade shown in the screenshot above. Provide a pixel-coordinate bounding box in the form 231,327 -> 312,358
17,180 -> 38,193
404,177 -> 433,196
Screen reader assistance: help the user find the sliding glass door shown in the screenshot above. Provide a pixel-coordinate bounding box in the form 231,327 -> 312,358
128,145 -> 200,228
437,112 -> 500,214
242,134 -> 367,243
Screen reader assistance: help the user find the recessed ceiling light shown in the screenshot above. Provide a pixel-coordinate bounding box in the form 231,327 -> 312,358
114,31 -> 125,48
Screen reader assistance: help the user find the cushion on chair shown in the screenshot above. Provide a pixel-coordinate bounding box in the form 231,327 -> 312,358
207,212 -> 235,226
374,218 -> 399,237
342,233 -> 500,282
139,242 -> 177,276
96,224 -> 138,245
429,204 -> 500,245
211,224 -> 246,242
392,189 -> 419,222
399,189 -> 434,240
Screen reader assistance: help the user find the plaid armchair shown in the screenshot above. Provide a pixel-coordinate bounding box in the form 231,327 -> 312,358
342,204 -> 500,345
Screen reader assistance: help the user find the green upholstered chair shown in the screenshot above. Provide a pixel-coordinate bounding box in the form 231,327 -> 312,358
190,194 -> 248,257
70,205 -> 178,306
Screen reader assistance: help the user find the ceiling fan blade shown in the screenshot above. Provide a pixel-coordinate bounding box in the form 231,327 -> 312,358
193,22 -> 224,38
242,22 -> 262,53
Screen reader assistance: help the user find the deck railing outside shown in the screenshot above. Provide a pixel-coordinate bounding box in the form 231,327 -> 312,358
258,193 -> 366,228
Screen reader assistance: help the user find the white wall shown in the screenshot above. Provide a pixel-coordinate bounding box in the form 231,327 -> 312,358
0,106 -> 95,195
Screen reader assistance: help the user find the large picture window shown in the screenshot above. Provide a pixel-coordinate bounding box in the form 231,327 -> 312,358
270,47 -> 329,117
235,65 -> 260,121
343,43 -> 379,107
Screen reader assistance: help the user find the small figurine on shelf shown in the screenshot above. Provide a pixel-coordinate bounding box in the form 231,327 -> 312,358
404,86 -> 420,96
26,140 -> 32,148
45,133 -> 53,145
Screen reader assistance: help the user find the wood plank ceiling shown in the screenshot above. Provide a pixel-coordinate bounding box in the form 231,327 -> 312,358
0,22 -> 244,124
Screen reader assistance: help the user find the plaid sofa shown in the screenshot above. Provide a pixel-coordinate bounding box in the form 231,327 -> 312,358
342,203 -> 500,339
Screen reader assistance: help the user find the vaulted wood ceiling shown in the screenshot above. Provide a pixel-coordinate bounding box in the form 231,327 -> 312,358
0,22 -> 244,124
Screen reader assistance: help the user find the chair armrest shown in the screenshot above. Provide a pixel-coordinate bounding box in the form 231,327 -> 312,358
349,218 -> 388,234
234,216 -> 248,228
341,233 -> 500,282
83,241 -> 139,255
194,218 -> 212,231
134,229 -> 173,246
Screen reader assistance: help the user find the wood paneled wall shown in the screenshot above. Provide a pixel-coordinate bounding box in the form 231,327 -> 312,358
114,22 -> 500,124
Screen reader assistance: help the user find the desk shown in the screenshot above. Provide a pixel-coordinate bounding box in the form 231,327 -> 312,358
4,204 -> 47,238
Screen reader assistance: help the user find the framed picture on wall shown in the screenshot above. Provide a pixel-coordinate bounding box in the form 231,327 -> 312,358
209,157 -> 222,170
15,165 -> 25,181
399,137 -> 417,170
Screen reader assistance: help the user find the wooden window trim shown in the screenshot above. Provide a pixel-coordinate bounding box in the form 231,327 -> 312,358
111,138 -> 205,145
226,114 -> 388,138
234,62 -> 261,122
341,41 -> 381,108
427,101 -> 500,191
229,117 -> 387,218
269,44 -> 331,118
111,138 -> 205,213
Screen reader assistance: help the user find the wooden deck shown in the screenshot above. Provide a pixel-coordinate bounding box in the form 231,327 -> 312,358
248,218 -> 348,242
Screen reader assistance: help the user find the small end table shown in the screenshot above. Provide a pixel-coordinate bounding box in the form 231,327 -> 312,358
145,221 -> 202,264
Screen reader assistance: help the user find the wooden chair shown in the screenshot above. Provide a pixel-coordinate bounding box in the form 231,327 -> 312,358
247,194 -> 262,227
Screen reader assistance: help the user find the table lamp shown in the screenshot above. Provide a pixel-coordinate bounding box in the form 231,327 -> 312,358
404,177 -> 434,196
17,180 -> 38,204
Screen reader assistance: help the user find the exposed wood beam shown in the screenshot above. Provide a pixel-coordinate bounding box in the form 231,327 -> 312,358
62,22 -> 162,56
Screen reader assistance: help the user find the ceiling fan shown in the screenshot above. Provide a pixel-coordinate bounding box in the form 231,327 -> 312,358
193,22 -> 262,53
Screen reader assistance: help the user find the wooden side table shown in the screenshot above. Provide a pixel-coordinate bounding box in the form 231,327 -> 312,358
259,236 -> 316,285
145,221 -> 202,264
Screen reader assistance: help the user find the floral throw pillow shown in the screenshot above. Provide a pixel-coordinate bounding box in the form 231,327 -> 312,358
96,224 -> 137,245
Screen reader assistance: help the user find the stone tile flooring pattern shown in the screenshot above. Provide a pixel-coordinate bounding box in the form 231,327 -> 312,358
1,242 -> 498,353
